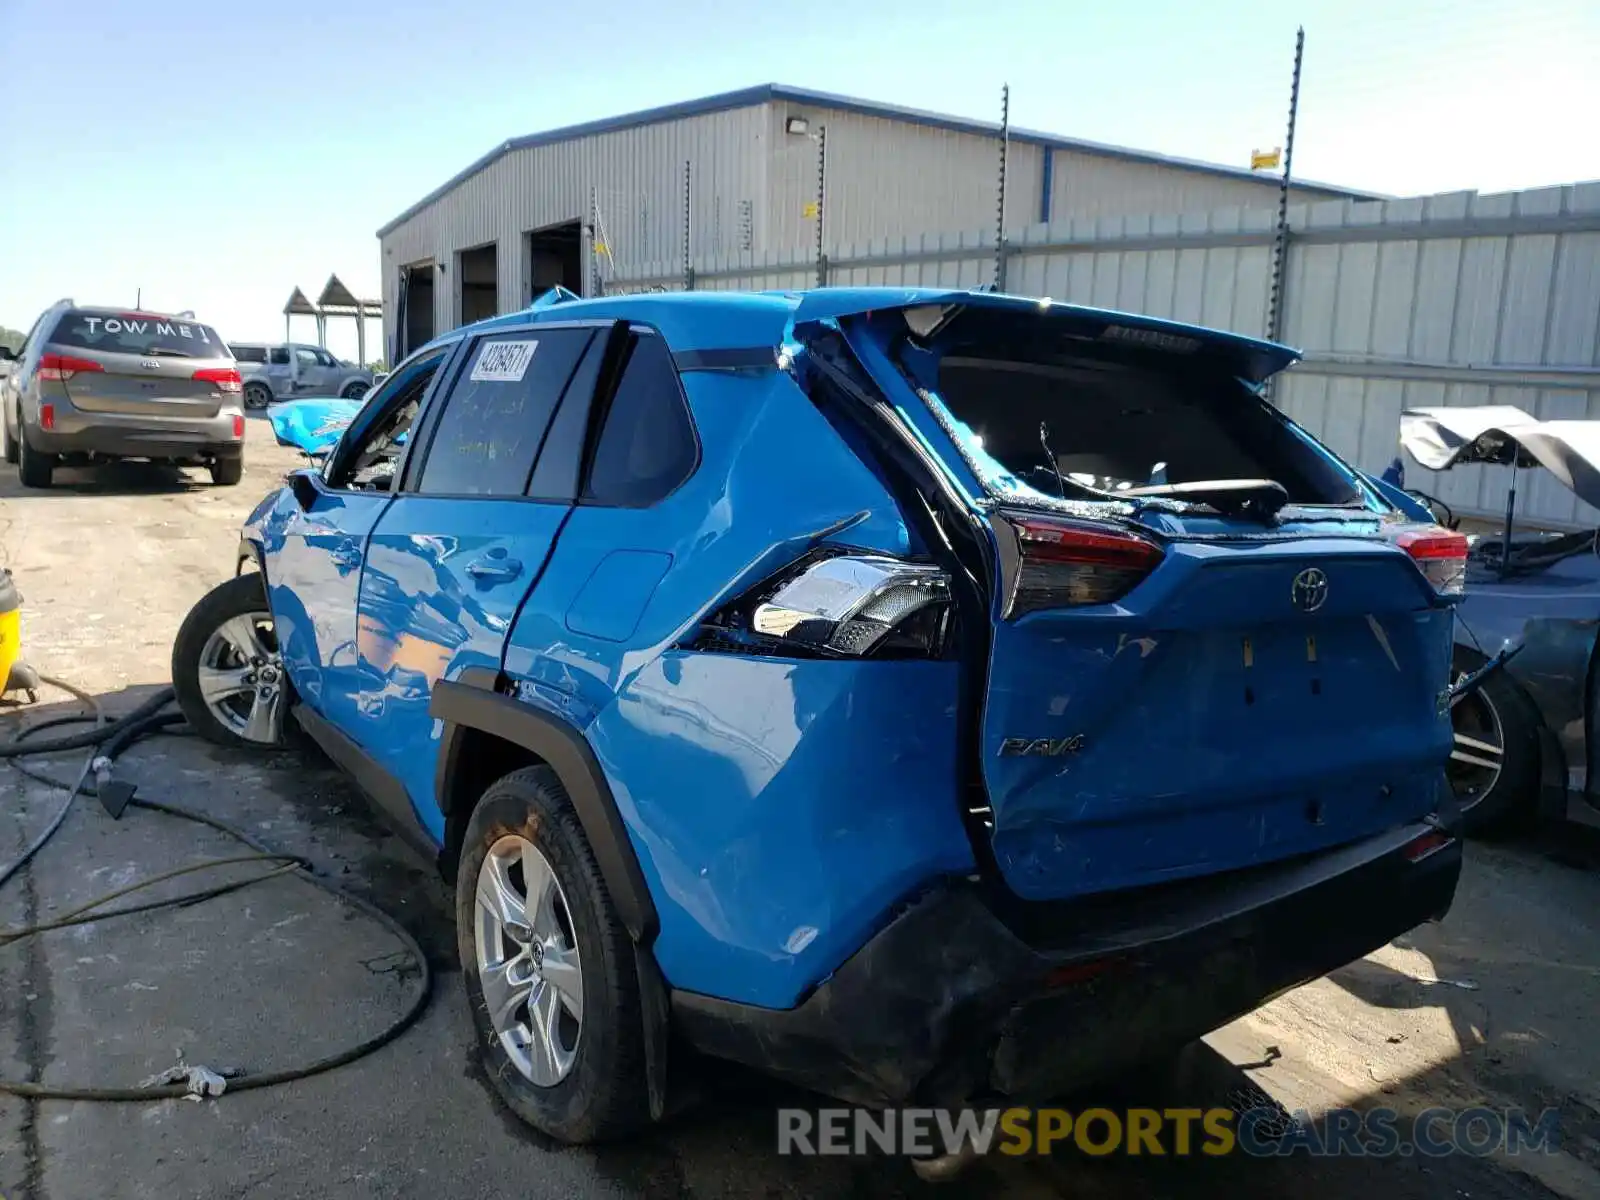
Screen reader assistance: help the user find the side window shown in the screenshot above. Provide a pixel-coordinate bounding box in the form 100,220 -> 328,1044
268,347 -> 290,366
582,333 -> 697,507
415,328 -> 592,498
315,348 -> 338,368
295,347 -> 320,369
326,347 -> 450,492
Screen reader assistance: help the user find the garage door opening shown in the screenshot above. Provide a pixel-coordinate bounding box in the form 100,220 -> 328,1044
525,221 -> 583,301
459,242 -> 499,326
399,263 -> 435,360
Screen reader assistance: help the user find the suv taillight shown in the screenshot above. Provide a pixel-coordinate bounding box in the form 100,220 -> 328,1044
1000,514 -> 1165,618
1395,527 -> 1468,596
193,367 -> 243,395
694,552 -> 953,659
37,352 -> 104,382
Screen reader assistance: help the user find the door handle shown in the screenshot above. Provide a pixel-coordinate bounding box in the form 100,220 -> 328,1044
465,557 -> 523,583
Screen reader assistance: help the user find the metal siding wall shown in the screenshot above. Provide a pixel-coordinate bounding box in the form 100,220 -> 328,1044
611,182 -> 1600,529
377,104 -> 770,346
1047,149 -> 1338,221
761,102 -> 1044,256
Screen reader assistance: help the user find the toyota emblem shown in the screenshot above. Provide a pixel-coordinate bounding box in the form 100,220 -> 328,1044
1291,567 -> 1329,613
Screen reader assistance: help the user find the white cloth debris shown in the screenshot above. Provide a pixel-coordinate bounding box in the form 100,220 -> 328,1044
139,1063 -> 228,1100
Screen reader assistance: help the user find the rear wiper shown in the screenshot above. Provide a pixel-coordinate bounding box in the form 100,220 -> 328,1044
140,347 -> 196,358
1119,478 -> 1289,521
1038,422 -> 1069,499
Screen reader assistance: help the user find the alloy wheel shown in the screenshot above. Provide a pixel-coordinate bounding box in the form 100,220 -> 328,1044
1448,682 -> 1504,811
196,611 -> 285,744
474,834 -> 584,1087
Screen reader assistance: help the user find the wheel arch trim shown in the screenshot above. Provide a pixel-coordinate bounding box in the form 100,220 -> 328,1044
429,668 -> 659,944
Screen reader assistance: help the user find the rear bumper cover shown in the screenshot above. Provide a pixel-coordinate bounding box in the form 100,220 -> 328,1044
29,405 -> 241,461
672,821 -> 1461,1107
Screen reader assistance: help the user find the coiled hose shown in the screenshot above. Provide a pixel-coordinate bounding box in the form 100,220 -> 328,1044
0,677 -> 432,1101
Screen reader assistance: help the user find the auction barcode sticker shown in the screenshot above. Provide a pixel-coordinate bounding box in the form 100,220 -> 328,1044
470,339 -> 538,383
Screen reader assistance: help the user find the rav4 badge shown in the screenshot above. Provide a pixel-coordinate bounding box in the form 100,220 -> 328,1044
998,735 -> 1085,757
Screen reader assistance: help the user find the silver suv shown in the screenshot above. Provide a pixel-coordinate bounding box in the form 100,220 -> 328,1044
227,341 -> 373,410
0,300 -> 245,488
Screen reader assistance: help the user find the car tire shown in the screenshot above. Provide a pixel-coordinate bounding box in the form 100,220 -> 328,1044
17,430 -> 54,488
340,382 -> 369,400
1448,662 -> 1541,836
244,383 -> 272,410
210,456 -> 244,486
456,765 -> 650,1144
171,573 -> 288,749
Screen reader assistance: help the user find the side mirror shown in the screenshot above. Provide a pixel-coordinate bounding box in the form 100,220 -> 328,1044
0,346 -> 15,362
288,469 -> 322,512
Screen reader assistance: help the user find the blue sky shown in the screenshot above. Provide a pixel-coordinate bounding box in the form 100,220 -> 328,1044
1,0 -> 1594,358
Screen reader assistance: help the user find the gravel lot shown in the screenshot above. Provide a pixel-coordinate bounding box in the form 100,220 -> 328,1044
0,417 -> 1596,1199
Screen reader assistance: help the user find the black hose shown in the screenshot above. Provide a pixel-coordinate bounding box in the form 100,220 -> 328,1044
0,683 -> 173,757
0,677 -> 434,1101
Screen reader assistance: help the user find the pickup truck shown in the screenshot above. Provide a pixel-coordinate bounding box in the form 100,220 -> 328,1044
227,341 -> 374,409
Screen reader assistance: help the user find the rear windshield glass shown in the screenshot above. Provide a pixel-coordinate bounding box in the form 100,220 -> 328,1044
51,311 -> 228,360
230,344 -> 267,363
926,354 -> 1361,506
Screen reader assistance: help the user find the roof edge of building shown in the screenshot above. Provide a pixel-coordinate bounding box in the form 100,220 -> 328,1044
376,82 -> 1381,239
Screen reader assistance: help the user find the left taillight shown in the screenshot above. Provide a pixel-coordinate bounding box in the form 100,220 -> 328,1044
37,352 -> 103,382
193,366 -> 243,395
699,553 -> 952,658
1395,527 -> 1468,596
999,513 -> 1165,618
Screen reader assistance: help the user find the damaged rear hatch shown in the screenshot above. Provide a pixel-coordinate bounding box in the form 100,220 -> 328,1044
795,292 -> 1463,902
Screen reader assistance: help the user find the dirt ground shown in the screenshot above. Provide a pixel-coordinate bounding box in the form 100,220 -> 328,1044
0,417 -> 1597,1200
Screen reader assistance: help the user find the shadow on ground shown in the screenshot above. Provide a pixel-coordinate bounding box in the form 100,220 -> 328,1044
0,683 -> 1590,1199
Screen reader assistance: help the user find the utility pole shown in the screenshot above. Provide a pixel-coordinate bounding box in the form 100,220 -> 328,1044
682,160 -> 694,292
994,84 -> 1010,291
814,124 -> 828,287
589,187 -> 600,298
1266,27 -> 1305,354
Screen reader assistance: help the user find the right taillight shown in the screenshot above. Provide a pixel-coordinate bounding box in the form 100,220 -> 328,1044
1000,514 -> 1164,618
1395,527 -> 1468,596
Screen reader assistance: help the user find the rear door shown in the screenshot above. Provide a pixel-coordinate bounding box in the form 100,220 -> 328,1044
352,321 -> 607,841
44,311 -> 235,416
804,297 -> 1461,901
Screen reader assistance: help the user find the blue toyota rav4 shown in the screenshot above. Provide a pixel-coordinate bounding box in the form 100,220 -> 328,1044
172,286 -> 1466,1143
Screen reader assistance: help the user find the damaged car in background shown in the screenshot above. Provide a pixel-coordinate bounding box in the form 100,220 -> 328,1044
1386,405 -> 1600,835
170,286 -> 1478,1152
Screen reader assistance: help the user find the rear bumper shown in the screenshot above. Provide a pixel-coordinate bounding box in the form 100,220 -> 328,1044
672,821 -> 1461,1107
30,410 -> 242,461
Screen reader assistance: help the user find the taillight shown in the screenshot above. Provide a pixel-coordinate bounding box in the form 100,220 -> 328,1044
1395,527 -> 1468,596
39,404 -> 55,431
37,352 -> 104,382
231,414 -> 245,439
693,552 -> 952,658
1403,829 -> 1454,863
194,366 -> 243,395
1000,514 -> 1164,617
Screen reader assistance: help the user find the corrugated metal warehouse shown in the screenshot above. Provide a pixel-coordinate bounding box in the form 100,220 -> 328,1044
377,82 -> 1368,356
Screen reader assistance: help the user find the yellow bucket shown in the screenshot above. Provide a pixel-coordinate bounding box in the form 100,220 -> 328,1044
0,568 -> 23,696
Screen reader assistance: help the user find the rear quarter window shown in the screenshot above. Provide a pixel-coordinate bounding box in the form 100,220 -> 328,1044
230,345 -> 268,363
582,333 -> 697,507
51,312 -> 227,360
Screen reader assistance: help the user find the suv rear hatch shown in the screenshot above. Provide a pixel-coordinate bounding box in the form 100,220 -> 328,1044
795,293 -> 1462,902
43,310 -> 238,418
